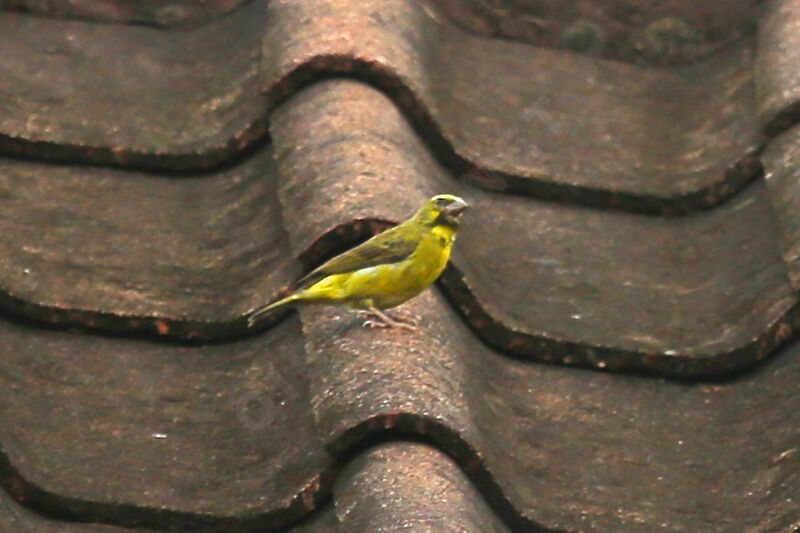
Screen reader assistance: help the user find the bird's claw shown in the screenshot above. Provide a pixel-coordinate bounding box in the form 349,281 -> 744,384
361,318 -> 417,332
355,307 -> 418,331
362,319 -> 390,329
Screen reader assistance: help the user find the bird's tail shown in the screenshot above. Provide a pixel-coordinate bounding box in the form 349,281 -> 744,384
247,294 -> 300,327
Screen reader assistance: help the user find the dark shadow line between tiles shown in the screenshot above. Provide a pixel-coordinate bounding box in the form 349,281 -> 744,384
0,73 -> 790,378
266,55 -> 767,216
764,101 -> 800,138
0,415 -> 559,533
0,288 -> 294,346
3,320 -> 798,532
327,415 -> 565,533
1,212 -> 798,381
0,445 -> 336,532
0,55 -> 771,215
288,215 -> 800,381
3,340 -> 796,533
437,265 -> 800,382
0,119 -> 274,178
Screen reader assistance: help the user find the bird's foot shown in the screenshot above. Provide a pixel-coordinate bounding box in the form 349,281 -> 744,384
359,308 -> 417,331
388,309 -> 421,326
362,318 -> 417,331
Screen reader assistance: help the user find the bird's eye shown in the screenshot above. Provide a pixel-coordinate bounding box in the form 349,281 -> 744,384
434,198 -> 449,207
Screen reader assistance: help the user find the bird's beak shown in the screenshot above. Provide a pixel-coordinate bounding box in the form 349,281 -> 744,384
445,197 -> 468,217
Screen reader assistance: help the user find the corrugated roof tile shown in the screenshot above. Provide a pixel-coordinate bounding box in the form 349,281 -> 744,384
271,79 -> 796,375
0,317 -> 332,530
1,0 -> 798,530
263,0 -> 763,213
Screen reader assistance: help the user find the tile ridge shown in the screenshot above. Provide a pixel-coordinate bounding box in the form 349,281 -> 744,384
264,52 -> 762,216
0,0 -> 779,213
756,0 -> 800,137
294,282 -> 800,530
291,216 -> 799,378
0,445 -> 335,531
325,418 -> 555,532
0,77 -> 794,377
269,78 -> 799,378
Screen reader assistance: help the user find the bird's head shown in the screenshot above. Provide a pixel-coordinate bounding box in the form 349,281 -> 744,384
414,194 -> 469,228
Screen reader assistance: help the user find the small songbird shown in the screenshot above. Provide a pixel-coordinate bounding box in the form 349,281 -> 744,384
247,194 -> 469,330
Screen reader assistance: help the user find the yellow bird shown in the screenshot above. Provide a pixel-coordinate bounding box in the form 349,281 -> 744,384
247,194 -> 468,330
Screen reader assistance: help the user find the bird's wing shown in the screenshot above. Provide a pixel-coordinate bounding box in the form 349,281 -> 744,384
296,225 -> 419,288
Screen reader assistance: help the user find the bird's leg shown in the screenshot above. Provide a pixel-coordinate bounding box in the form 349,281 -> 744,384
386,307 -> 421,326
362,306 -> 417,331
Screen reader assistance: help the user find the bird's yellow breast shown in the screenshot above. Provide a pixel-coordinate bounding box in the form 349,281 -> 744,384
301,223 -> 456,310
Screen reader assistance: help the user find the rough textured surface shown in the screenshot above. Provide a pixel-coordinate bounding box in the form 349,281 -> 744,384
0,149 -> 298,339
0,0 -> 764,209
763,126 -> 800,289
0,1 -> 268,169
2,75 -> 787,370
444,184 -> 796,374
298,289 -> 800,532
334,443 -> 510,533
272,80 -> 797,376
0,493 -> 339,533
0,0 -> 253,27
0,317 -> 333,531
2,1 -> 800,531
263,0 -> 762,213
436,0 -> 760,64
0,0 -> 758,63
0,481 -> 133,532
757,0 -> 800,136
